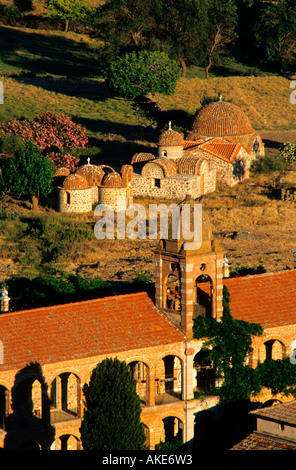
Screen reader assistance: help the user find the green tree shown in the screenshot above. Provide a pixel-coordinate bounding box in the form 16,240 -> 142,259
256,358 -> 296,397
104,50 -> 180,99
0,140 -> 55,209
202,0 -> 238,79
45,0 -> 91,32
80,358 -> 146,450
253,0 -> 296,73
193,286 -> 263,404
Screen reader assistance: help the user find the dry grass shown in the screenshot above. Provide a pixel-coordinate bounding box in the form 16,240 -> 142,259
154,76 -> 296,131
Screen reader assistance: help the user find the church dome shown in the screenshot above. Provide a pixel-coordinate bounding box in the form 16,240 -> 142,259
76,164 -> 105,186
187,100 -> 254,141
158,123 -> 184,147
63,173 -> 90,190
101,171 -> 123,187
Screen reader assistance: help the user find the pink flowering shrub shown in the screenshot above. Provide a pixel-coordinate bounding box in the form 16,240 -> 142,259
0,111 -> 88,170
46,152 -> 80,172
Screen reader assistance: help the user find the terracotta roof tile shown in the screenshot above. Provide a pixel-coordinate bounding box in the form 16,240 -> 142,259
0,292 -> 185,371
231,431 -> 296,450
252,400 -> 296,426
224,270 -> 296,328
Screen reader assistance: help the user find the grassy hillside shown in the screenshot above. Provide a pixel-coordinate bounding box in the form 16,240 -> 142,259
1,26 -> 296,285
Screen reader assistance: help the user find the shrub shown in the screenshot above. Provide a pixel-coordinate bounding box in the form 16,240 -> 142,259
0,111 -> 88,170
105,50 -> 180,99
250,153 -> 286,175
280,142 -> 296,165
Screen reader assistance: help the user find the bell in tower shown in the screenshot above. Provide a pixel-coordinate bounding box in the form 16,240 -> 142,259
154,197 -> 224,338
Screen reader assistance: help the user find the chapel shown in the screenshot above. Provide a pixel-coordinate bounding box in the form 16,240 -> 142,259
131,98 -> 265,198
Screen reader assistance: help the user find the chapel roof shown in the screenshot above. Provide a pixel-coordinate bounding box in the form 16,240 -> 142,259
76,163 -> 105,186
101,171 -> 123,187
187,100 -> 255,140
158,123 -> 184,147
63,173 -> 90,190
0,292 -> 185,371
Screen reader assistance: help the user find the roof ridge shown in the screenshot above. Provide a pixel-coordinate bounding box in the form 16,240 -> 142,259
224,269 -> 296,282
0,291 -> 150,318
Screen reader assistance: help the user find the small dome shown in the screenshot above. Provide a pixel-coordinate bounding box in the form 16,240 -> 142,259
187,100 -> 254,140
76,164 -> 105,186
142,157 -> 177,178
178,155 -> 209,175
63,173 -> 90,190
158,123 -> 184,147
54,167 -> 70,177
101,171 -> 123,187
131,153 -> 156,164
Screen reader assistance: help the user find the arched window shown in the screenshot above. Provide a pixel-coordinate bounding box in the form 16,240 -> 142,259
194,274 -> 213,318
129,361 -> 148,404
193,350 -> 217,394
165,273 -> 180,311
50,372 -> 81,421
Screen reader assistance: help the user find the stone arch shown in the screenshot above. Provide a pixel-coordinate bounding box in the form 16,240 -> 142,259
52,433 -> 81,450
193,350 -> 217,394
154,415 -> 184,446
194,274 -> 213,319
128,360 -> 149,404
155,355 -> 183,403
50,371 -> 81,420
163,266 -> 181,312
258,336 -> 288,362
12,365 -> 49,422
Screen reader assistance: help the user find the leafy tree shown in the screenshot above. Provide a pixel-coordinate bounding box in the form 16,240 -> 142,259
202,0 -> 238,78
193,285 -> 263,404
256,358 -> 296,397
253,0 -> 296,73
150,0 -> 210,78
0,141 -> 55,209
80,358 -> 146,450
95,0 -> 159,56
44,0 -> 91,32
104,50 -> 180,99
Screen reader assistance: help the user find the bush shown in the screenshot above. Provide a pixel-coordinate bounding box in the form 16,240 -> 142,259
280,142 -> 296,165
0,111 -> 88,170
250,153 -> 286,175
105,50 -> 180,99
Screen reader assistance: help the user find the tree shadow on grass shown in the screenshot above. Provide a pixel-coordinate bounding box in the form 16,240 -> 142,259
0,25 -> 103,78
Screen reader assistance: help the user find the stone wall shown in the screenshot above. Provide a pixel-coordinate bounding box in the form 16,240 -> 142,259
99,186 -> 132,210
58,187 -> 94,213
132,169 -> 216,200
158,145 -> 184,160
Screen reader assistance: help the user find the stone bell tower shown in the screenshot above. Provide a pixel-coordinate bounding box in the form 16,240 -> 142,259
154,198 -> 224,338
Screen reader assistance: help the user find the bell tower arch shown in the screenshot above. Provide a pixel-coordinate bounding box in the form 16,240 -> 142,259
154,199 -> 224,338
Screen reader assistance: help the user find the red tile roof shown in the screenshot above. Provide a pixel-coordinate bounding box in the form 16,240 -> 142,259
224,270 -> 296,329
252,400 -> 296,426
231,431 -> 296,450
0,292 -> 185,371
184,137 -> 242,163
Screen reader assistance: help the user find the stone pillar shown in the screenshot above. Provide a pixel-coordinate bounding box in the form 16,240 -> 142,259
146,368 -> 155,406
180,262 -> 194,338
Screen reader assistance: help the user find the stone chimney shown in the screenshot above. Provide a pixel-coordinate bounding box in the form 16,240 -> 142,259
1,287 -> 10,313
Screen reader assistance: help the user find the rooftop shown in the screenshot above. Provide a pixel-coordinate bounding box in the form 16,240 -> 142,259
224,270 -> 296,329
0,292 -> 185,371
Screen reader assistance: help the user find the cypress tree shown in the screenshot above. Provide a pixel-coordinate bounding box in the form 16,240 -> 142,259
80,357 -> 146,450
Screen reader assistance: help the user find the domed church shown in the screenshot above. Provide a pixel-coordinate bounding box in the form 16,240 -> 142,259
131,98 -> 264,198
